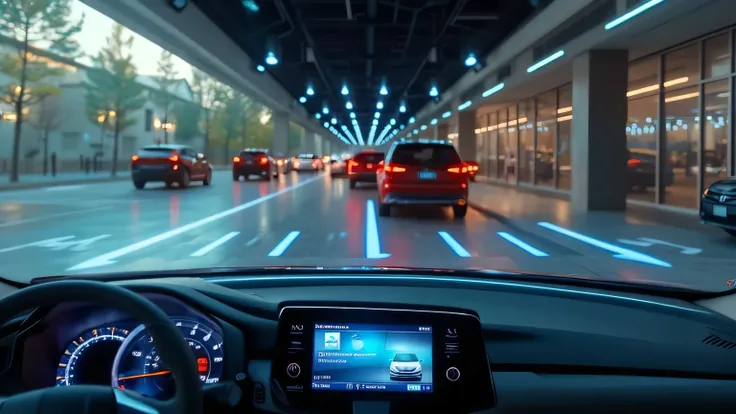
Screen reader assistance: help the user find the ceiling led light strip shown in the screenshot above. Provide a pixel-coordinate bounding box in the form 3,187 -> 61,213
605,0 -> 665,30
527,50 -> 564,73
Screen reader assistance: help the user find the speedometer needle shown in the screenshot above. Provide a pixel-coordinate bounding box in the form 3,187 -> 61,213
117,370 -> 171,381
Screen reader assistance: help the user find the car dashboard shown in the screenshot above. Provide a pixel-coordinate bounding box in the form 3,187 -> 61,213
1,271 -> 736,413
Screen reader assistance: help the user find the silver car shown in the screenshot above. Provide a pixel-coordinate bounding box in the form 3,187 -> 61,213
389,353 -> 423,380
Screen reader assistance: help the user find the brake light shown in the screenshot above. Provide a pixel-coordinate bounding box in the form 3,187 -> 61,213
131,155 -> 139,162
384,163 -> 406,173
260,157 -> 268,165
379,160 -> 384,165
168,153 -> 179,162
349,160 -> 359,167
628,158 -> 641,166
447,166 -> 468,173
233,156 -> 241,163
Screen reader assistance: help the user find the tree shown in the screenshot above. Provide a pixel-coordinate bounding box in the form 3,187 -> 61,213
26,95 -> 63,174
221,89 -> 246,163
0,0 -> 83,182
155,50 -> 178,144
172,100 -> 201,143
85,24 -> 146,177
190,68 -> 226,154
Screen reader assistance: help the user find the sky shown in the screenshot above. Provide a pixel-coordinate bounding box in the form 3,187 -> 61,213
69,0 -> 193,80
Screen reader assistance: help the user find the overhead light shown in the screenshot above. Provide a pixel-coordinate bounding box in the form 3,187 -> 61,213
430,119 -> 438,125
409,117 -> 415,123
323,122 -> 329,128
605,0 -> 664,30
350,112 -> 356,119
399,124 -> 405,129
346,101 -> 353,110
399,103 -> 407,113
442,111 -> 451,118
242,0 -> 259,12
265,51 -> 278,65
376,101 -> 383,110
256,64 -> 265,72
168,0 -> 189,12
527,50 -> 564,73
482,82 -> 504,98
352,119 -> 358,126
420,125 -> 427,131
464,53 -> 478,67
379,85 -> 389,95
429,86 -> 439,97
372,119 -> 378,126
299,97 -> 307,103
306,85 -> 315,96
315,113 -> 321,119
458,101 -> 472,111
331,117 -> 337,125
374,112 -> 380,119
322,107 -> 329,114
341,84 -> 349,95
389,118 -> 396,125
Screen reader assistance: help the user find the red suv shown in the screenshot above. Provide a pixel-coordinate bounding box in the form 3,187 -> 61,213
131,144 -> 212,189
233,149 -> 278,181
376,141 -> 468,218
348,150 -> 385,189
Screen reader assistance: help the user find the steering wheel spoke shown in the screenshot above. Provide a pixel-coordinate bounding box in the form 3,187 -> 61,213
115,388 -> 170,414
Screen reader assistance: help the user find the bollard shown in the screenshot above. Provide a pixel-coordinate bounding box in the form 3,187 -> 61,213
93,155 -> 98,173
80,155 -> 84,170
85,158 -> 90,174
51,153 -> 57,177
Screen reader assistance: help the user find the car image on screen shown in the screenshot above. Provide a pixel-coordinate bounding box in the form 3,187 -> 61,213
389,353 -> 423,381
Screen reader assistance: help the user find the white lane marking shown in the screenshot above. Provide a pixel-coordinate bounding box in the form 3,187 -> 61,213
497,232 -> 549,257
191,232 -> 240,257
0,206 -> 112,228
437,231 -> 472,258
0,235 -> 111,253
68,174 -> 325,270
46,185 -> 85,191
268,231 -> 301,257
365,200 -> 390,259
246,235 -> 261,246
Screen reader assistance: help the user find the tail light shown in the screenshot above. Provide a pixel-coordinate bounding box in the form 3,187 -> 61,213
628,158 -> 641,166
131,155 -> 139,162
384,163 -> 406,173
379,160 -> 384,165
447,166 -> 468,173
168,152 -> 179,162
233,156 -> 241,163
277,159 -> 284,165
260,157 -> 268,165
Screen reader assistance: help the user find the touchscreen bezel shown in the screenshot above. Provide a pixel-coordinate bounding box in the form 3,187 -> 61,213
272,306 -> 495,413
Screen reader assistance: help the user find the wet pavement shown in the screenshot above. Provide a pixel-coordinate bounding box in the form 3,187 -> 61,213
0,170 -> 733,292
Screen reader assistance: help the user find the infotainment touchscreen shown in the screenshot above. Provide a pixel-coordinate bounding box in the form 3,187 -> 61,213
311,322 -> 433,393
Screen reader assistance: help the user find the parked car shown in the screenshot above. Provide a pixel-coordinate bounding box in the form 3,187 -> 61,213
232,148 -> 278,181
700,177 -> 736,237
293,154 -> 324,172
131,144 -> 212,189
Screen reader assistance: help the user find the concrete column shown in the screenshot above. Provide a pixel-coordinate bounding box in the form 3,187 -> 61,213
571,49 -> 629,212
437,124 -> 449,141
314,133 -> 323,155
299,128 -> 308,153
456,110 -> 476,161
323,139 -> 331,155
272,111 -> 289,156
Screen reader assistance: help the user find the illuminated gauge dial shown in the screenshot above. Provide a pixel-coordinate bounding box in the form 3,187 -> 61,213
56,326 -> 130,386
112,319 -> 224,399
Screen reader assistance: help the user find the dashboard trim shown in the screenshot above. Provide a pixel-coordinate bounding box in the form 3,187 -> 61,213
278,305 -> 481,321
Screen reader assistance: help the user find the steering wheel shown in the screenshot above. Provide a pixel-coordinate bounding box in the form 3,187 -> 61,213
0,280 -> 203,414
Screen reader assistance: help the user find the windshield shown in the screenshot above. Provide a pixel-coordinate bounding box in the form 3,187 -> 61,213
393,354 -> 418,362
0,0 -> 733,296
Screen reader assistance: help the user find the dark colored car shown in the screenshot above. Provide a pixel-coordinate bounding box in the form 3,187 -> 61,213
348,150 -> 385,189
626,148 -> 674,191
131,144 -> 212,189
376,140 -> 468,218
701,177 -> 736,237
232,149 -> 278,181
273,153 -> 292,174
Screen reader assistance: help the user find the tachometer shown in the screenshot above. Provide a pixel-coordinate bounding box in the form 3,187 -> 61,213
56,326 -> 130,386
112,319 -> 224,399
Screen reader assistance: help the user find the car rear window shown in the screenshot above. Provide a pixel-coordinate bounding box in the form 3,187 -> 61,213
239,151 -> 267,159
354,152 -> 384,163
389,144 -> 461,167
139,148 -> 176,157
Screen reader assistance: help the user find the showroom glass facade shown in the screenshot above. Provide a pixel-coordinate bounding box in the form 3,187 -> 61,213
474,84 -> 572,190
475,27 -> 735,209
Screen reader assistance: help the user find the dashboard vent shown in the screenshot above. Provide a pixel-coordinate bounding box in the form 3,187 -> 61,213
702,334 -> 736,350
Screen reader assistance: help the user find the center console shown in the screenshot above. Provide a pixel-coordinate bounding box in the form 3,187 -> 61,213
272,306 -> 495,413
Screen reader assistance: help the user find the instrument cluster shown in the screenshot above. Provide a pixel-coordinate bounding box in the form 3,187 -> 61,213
21,294 -> 226,400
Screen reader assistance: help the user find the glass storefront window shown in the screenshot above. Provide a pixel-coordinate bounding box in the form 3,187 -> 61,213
506,105 -> 518,183
703,80 -> 729,190
704,34 -> 730,79
518,100 -> 533,183
664,44 -> 699,89
497,109 -> 508,178
475,114 -> 487,176
557,85 -> 572,190
626,94 -> 659,202
536,90 -> 556,187
663,85 -> 700,208
488,111 -> 498,179
628,57 -> 659,99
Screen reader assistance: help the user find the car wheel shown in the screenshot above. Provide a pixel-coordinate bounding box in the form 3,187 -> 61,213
203,170 -> 212,186
453,205 -> 468,218
243,175 -> 250,181
378,200 -> 390,217
724,229 -> 736,238
232,172 -> 239,181
133,181 -> 145,189
165,181 -> 173,188
179,169 -> 190,188
349,180 -> 356,189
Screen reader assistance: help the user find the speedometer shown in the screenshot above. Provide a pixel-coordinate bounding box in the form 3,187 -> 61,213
56,326 -> 130,386
112,319 -> 224,399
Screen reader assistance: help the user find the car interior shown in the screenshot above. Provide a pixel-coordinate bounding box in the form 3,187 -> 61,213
0,268 -> 734,413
